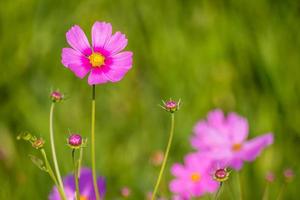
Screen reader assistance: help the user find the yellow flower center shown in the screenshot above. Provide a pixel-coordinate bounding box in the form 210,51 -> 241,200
89,52 -> 105,67
190,172 -> 201,182
80,196 -> 88,200
232,143 -> 242,152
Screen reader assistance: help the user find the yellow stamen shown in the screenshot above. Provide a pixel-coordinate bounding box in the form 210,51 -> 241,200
232,143 -> 242,152
80,196 -> 88,200
89,52 -> 105,67
190,172 -> 201,182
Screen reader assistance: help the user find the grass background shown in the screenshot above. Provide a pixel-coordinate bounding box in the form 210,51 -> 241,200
0,0 -> 299,199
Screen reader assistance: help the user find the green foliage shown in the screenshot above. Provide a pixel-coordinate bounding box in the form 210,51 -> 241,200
0,0 -> 299,199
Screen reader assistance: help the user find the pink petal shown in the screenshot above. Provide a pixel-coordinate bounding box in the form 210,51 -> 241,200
171,164 -> 186,178
207,109 -> 225,127
169,180 -> 187,195
241,133 -> 274,161
201,177 -> 219,193
88,68 -> 109,85
191,122 -> 230,151
110,51 -> 133,69
229,157 -> 244,170
61,48 -> 91,78
104,67 -> 131,82
104,31 -> 128,55
227,112 -> 249,143
92,21 -> 112,51
66,25 -> 92,56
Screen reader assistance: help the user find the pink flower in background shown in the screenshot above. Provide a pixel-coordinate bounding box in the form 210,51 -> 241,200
49,168 -> 105,200
169,153 -> 219,199
62,21 -> 133,85
191,109 -> 274,170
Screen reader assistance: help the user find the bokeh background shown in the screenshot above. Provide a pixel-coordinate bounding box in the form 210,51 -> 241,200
0,0 -> 299,199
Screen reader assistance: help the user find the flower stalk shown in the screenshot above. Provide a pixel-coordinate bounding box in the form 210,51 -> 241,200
72,149 -> 80,200
214,183 -> 223,200
41,149 -> 67,200
151,113 -> 175,200
49,103 -> 66,198
91,85 -> 101,200
238,173 -> 243,200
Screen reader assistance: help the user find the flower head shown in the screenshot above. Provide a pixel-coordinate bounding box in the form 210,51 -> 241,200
150,150 -> 164,166
121,187 -> 131,198
265,171 -> 275,183
32,138 -> 45,149
283,168 -> 294,182
213,168 -> 230,183
67,134 -> 84,149
49,168 -> 106,200
51,91 -> 64,102
169,153 -> 219,199
62,21 -> 133,85
161,99 -> 180,113
191,109 -> 274,170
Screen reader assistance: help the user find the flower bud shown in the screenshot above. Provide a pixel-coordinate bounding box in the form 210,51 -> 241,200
161,99 -> 180,113
213,168 -> 230,182
50,91 -> 64,102
150,150 -> 164,166
32,138 -> 45,149
68,134 -> 83,149
265,171 -> 275,183
283,168 -> 294,182
121,187 -> 131,198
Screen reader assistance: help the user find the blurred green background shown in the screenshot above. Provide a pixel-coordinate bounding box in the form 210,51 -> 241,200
0,0 -> 299,199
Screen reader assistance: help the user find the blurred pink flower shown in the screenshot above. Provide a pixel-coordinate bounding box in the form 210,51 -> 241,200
191,109 -> 274,170
120,186 -> 131,198
265,171 -> 275,183
283,168 -> 294,182
169,153 -> 219,199
150,150 -> 164,166
62,21 -> 133,85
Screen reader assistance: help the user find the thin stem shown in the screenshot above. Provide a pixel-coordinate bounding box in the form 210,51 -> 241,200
77,147 -> 83,178
151,113 -> 175,200
72,149 -> 80,200
262,183 -> 269,200
214,182 -> 223,200
91,85 -> 101,200
276,183 -> 286,200
49,103 -> 66,197
41,149 -> 67,200
238,173 -> 243,200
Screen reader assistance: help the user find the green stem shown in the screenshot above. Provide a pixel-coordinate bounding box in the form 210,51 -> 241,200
49,103 -> 66,198
151,113 -> 175,200
238,173 -> 243,200
262,183 -> 269,200
91,85 -> 101,200
72,149 -> 80,200
276,183 -> 286,200
41,149 -> 67,200
214,182 -> 223,200
77,147 -> 83,178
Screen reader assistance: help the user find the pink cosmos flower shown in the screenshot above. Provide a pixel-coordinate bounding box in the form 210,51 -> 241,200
191,109 -> 274,170
62,21 -> 133,85
169,153 -> 219,199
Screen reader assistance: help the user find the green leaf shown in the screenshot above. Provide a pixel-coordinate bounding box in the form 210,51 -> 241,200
28,154 -> 47,172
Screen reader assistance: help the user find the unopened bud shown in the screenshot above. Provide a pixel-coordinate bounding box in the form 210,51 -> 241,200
213,168 -> 230,182
68,134 -> 83,149
161,99 -> 180,113
284,168 -> 294,182
121,187 -> 131,198
32,138 -> 45,149
50,91 -> 64,102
